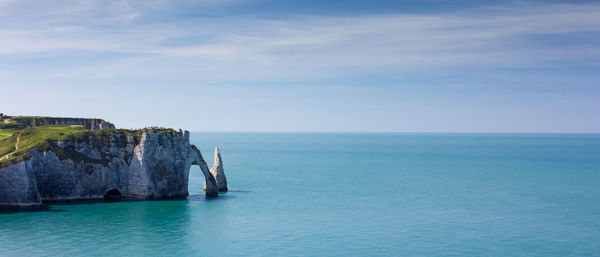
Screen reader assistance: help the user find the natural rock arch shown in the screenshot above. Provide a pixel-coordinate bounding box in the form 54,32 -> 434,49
190,145 -> 219,196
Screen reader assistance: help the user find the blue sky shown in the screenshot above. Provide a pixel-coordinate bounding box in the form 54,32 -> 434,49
1,0 -> 599,132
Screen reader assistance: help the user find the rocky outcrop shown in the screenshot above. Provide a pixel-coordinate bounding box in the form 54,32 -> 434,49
0,129 -> 222,210
191,145 -> 218,196
210,147 -> 228,192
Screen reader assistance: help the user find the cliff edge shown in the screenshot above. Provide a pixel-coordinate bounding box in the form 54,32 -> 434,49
0,115 -> 225,210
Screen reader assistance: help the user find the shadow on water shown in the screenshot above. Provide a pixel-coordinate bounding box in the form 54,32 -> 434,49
186,194 -> 236,202
186,188 -> 252,201
0,203 -> 67,214
1,191 -> 246,214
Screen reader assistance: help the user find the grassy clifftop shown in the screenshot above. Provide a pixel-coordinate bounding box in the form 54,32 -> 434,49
0,115 -> 181,168
0,115 -> 114,135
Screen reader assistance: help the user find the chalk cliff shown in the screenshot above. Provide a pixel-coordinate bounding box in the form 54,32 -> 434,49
0,128 -> 223,210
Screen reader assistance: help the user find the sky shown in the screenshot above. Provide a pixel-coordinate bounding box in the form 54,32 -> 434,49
0,0 -> 599,133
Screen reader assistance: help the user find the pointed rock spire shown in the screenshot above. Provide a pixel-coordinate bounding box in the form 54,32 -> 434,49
214,146 -> 222,166
203,146 -> 228,192
211,147 -> 228,192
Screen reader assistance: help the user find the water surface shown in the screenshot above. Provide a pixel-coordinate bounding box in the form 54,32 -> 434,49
1,133 -> 599,256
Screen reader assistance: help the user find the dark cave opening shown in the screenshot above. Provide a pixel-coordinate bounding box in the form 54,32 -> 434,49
103,189 -> 122,201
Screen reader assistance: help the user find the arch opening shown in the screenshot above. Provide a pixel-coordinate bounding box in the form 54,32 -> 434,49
103,189 -> 121,201
190,145 -> 219,196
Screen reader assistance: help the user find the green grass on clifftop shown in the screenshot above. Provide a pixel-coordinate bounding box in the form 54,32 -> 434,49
0,126 -> 87,166
0,122 -> 183,168
0,115 -> 115,133
0,129 -> 15,140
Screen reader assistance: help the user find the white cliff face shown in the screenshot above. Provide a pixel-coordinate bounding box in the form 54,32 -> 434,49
0,129 -> 222,209
0,161 -> 40,208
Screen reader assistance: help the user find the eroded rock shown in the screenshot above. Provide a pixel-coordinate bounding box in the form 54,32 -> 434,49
0,129 -> 226,210
203,146 -> 228,192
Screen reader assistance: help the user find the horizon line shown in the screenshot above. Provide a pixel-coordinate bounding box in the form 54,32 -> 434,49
184,130 -> 600,135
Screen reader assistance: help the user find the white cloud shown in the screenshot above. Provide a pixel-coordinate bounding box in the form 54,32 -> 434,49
0,1 -> 599,82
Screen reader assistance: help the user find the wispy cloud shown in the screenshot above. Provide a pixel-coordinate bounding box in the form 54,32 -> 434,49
1,1 -> 599,82
0,1 -> 599,132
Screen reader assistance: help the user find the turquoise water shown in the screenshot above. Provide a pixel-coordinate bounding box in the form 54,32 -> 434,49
1,133 -> 599,256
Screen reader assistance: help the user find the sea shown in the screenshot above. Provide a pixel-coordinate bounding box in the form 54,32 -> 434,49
1,133 -> 599,256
